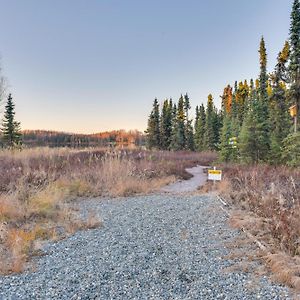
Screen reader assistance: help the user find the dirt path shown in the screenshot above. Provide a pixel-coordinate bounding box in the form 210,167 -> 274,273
161,165 -> 208,193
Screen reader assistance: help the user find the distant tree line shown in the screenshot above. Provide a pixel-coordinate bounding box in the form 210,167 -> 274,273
146,0 -> 300,166
22,129 -> 145,148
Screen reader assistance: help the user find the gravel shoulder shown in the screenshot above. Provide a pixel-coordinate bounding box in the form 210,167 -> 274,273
0,192 -> 291,300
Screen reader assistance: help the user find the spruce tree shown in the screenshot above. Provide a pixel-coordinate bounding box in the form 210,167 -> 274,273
231,82 -> 239,120
194,105 -> 200,149
249,79 -> 255,101
239,103 -> 258,163
289,0 -> 300,82
173,95 -> 186,150
269,44 -> 291,163
146,98 -> 160,149
183,93 -> 191,120
289,0 -> 300,126
160,99 -> 172,150
1,93 -> 22,148
168,99 -> 173,149
204,94 -> 217,150
213,108 -> 223,148
240,97 -> 269,163
257,37 -> 271,160
184,93 -> 194,150
194,104 -> 206,151
170,103 -> 178,150
239,39 -> 271,163
195,105 -> 200,133
185,119 -> 194,151
259,37 -> 269,110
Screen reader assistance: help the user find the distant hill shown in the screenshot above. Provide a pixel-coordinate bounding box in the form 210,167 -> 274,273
22,129 -> 146,148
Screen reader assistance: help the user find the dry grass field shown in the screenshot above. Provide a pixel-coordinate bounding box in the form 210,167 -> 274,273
0,147 -> 216,274
219,164 -> 300,290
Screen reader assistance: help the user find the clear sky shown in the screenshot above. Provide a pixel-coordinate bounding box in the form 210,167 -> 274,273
0,0 -> 293,133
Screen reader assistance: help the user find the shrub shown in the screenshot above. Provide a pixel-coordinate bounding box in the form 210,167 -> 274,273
220,164 -> 300,255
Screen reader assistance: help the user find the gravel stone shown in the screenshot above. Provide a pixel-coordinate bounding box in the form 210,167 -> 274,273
0,194 -> 292,299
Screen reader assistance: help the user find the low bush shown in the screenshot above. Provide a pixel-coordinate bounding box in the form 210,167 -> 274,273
221,164 -> 300,255
219,164 -> 300,290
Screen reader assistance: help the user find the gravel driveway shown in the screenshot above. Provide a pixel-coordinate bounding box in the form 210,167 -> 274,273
0,193 -> 291,299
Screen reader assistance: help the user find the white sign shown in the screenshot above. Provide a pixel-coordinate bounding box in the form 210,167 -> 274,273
208,169 -> 222,181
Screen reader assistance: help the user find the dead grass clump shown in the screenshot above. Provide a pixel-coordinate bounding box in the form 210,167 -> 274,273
5,228 -> 36,273
265,252 -> 300,291
219,164 -> 300,293
0,196 -> 24,222
229,211 -> 267,238
220,164 -> 300,255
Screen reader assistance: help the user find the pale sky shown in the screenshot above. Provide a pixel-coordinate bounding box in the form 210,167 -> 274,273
0,0 -> 293,133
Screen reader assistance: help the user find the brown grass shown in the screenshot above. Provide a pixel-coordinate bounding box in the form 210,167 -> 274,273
219,164 -> 300,292
265,253 -> 300,290
0,147 -> 217,274
220,164 -> 300,255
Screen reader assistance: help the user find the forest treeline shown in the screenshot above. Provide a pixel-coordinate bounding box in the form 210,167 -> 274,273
146,0 -> 300,166
22,130 -> 145,148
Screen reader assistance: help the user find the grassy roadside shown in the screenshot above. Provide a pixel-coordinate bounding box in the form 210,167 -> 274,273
0,147 -> 217,274
217,164 -> 300,291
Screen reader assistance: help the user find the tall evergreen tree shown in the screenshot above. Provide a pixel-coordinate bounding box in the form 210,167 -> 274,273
231,81 -> 239,120
160,99 -> 172,150
213,108 -> 223,148
257,37 -> 271,159
239,103 -> 258,163
289,0 -> 300,82
239,39 -> 271,163
183,93 -> 191,120
185,119 -> 194,151
289,0 -> 300,127
170,103 -> 177,150
194,105 -> 200,132
194,105 -> 200,149
194,104 -> 206,151
204,94 -> 217,150
146,98 -> 160,149
269,43 -> 291,163
1,93 -> 22,148
184,93 -> 194,150
175,95 -> 186,150
259,37 -> 269,108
